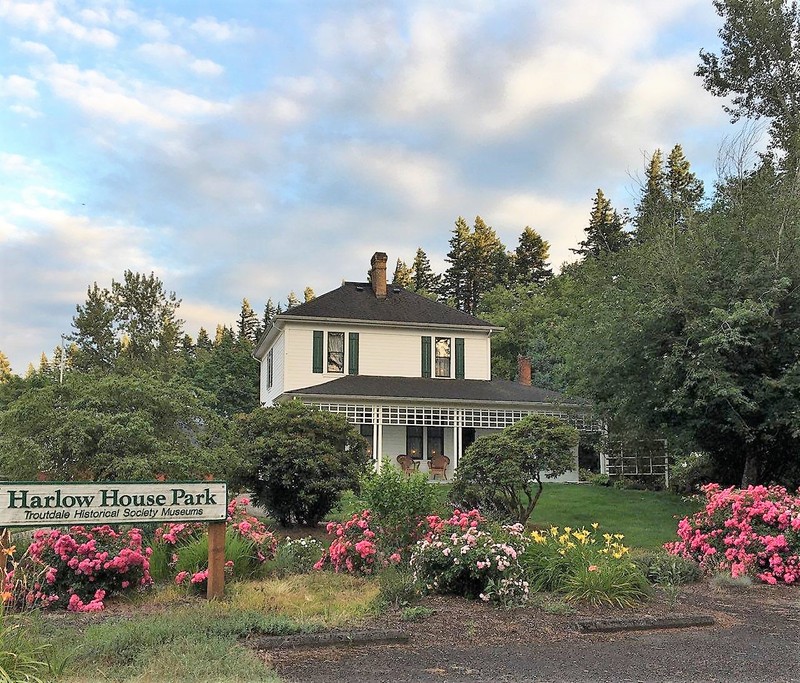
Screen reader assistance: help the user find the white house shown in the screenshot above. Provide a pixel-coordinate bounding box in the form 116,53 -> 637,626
253,252 -> 596,480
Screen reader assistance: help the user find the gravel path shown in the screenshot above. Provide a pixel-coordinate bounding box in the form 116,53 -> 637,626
263,584 -> 799,683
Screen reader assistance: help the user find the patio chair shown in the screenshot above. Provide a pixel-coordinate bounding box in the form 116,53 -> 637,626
396,454 -> 415,476
429,454 -> 450,481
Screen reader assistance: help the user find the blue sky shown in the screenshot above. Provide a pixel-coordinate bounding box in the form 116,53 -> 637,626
0,0 -> 743,374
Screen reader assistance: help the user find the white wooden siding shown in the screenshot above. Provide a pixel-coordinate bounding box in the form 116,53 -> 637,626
262,334 -> 286,405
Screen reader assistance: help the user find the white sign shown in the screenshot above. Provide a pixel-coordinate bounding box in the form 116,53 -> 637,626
0,482 -> 228,526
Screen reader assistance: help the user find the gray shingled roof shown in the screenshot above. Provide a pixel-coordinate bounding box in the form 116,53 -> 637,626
284,375 -> 585,406
279,282 -> 496,328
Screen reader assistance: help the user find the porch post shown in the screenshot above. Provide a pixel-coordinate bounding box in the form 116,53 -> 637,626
375,422 -> 383,470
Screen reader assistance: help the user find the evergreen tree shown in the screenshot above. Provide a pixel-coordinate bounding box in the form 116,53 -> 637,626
391,259 -> 413,287
286,292 -> 300,310
441,217 -> 471,310
0,351 -> 12,382
665,144 -> 705,229
514,226 -> 554,287
196,327 -> 212,351
71,282 -> 117,371
37,353 -> 49,376
262,299 -> 277,329
411,247 -> 439,294
237,298 -> 260,346
634,149 -> 669,243
303,287 -> 315,303
572,189 -> 629,258
465,216 -> 508,315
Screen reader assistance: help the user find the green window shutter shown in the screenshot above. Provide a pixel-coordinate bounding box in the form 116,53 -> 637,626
348,332 -> 359,375
312,330 -> 323,373
421,336 -> 432,378
455,337 -> 465,379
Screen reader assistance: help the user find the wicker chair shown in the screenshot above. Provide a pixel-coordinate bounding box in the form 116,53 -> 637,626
396,454 -> 415,476
428,454 -> 450,480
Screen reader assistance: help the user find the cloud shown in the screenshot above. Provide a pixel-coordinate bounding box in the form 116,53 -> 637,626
0,73 -> 37,98
190,16 -> 251,42
136,42 -> 224,77
0,0 -> 117,47
9,37 -> 55,61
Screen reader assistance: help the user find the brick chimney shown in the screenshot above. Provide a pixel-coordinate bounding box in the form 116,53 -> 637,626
517,355 -> 532,386
370,252 -> 388,299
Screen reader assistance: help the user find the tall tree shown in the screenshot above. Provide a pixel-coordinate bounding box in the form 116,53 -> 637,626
573,189 -> 629,258
286,291 -> 300,310
262,299 -> 277,329
391,259 -> 413,287
303,287 -> 315,303
71,283 -> 117,371
237,298 -> 260,346
0,351 -> 11,382
441,217 -> 471,310
665,144 -> 705,229
513,226 -> 553,287
697,0 -> 800,164
411,247 -> 440,294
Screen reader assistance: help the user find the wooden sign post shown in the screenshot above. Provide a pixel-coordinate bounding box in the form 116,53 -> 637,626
206,520 -> 226,600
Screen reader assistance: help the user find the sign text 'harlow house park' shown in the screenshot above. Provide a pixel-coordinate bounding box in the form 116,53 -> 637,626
0,482 -> 228,526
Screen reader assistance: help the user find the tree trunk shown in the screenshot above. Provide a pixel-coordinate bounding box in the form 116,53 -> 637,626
740,453 -> 760,487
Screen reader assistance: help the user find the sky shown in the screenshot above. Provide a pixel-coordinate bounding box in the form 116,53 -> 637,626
0,0 -> 743,374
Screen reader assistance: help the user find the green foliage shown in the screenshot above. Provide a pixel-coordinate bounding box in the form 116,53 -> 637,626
669,451 -> 714,493
561,561 -> 651,608
632,551 -> 701,586
175,532 -> 266,581
360,461 -> 439,553
399,605 -> 433,622
410,247 -> 440,295
376,565 -> 419,608
0,611 -> 50,683
0,369 -> 235,480
512,226 -> 553,288
572,189 -> 630,258
234,401 -> 369,526
451,414 -> 579,525
269,537 -> 324,577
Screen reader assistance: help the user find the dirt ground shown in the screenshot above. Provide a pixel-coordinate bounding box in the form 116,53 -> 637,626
259,582 -> 800,683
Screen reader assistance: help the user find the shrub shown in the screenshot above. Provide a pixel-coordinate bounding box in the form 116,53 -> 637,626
234,401 -> 370,526
16,525 -> 152,611
451,414 -> 579,525
360,461 -> 439,557
633,551 -> 701,586
520,524 -> 650,607
314,511 -> 381,576
410,510 -> 530,607
270,537 -> 324,577
376,565 -> 419,608
665,483 -> 800,585
399,606 -> 433,622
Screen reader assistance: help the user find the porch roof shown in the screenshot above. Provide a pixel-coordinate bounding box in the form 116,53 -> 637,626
283,375 -> 587,407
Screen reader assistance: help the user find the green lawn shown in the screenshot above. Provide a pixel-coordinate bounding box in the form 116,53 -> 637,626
529,483 -> 699,549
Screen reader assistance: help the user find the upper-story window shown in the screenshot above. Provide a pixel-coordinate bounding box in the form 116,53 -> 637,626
313,330 -> 359,375
435,338 -> 451,377
327,332 -> 344,373
422,335 -> 465,379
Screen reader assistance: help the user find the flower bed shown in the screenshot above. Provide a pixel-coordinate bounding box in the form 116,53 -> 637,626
665,483 -> 800,585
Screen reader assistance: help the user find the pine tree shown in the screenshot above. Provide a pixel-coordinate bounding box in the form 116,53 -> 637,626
514,226 -> 553,287
665,144 -> 704,229
196,327 -> 212,351
262,299 -> 277,329
286,292 -> 300,310
0,350 -> 12,382
465,216 -> 507,315
71,282 -> 117,371
411,247 -> 439,294
391,259 -> 413,287
441,217 -> 471,310
237,298 -> 260,346
303,287 -> 315,303
635,149 -> 668,243
572,189 -> 629,258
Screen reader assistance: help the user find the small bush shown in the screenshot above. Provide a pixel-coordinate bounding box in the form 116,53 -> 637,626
411,510 -> 530,607
399,606 -> 433,622
270,537 -> 324,577
377,566 -> 418,608
314,511 -> 381,575
580,469 -> 611,487
634,551 -> 700,586
360,461 -> 438,556
561,562 -> 651,608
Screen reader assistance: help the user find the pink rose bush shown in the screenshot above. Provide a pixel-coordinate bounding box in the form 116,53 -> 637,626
314,511 -> 379,575
665,483 -> 800,585
12,525 -> 153,611
410,510 -> 531,606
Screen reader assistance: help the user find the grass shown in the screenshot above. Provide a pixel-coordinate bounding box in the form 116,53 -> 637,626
30,573 -> 379,683
528,483 -> 699,549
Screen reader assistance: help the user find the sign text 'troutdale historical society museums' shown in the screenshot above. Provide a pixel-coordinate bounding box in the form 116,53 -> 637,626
0,482 -> 228,527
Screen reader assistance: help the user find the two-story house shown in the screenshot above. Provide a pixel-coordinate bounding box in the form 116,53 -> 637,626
254,252 -> 595,480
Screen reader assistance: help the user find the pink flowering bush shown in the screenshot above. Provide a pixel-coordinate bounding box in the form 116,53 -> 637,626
665,483 -> 800,585
168,497 -> 277,591
410,510 -> 531,606
314,511 -> 379,575
16,525 -> 152,611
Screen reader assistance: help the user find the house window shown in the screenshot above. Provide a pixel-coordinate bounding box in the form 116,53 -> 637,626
427,427 -> 444,459
360,424 -> 373,457
435,337 -> 451,377
327,332 -> 344,373
266,348 -> 273,389
406,426 -> 423,460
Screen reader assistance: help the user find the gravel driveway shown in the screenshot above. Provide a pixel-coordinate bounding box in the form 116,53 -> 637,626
264,583 -> 799,683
